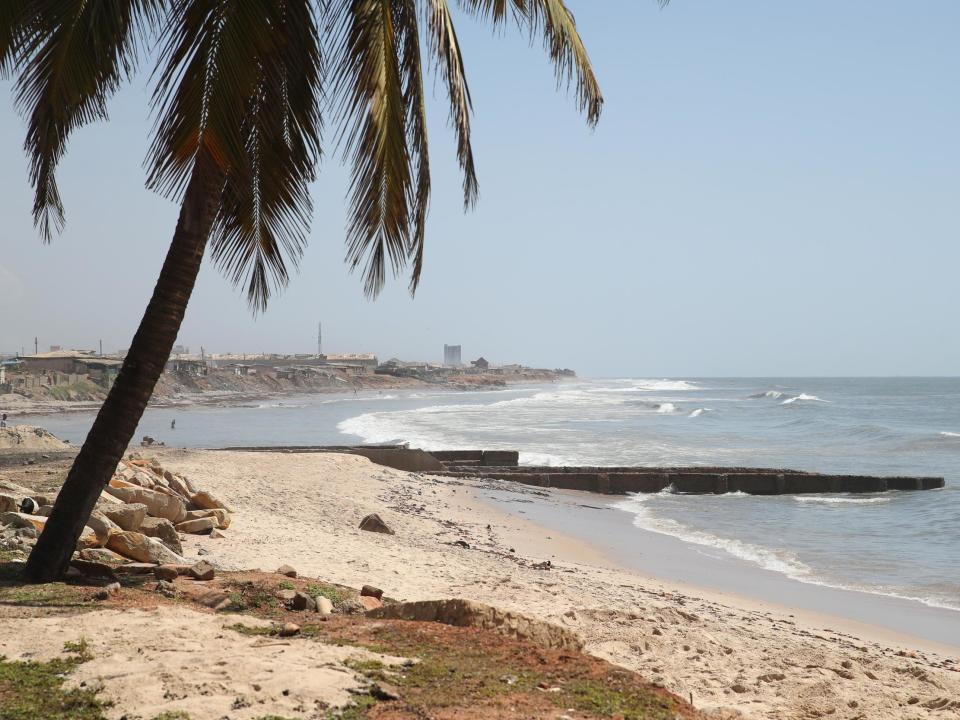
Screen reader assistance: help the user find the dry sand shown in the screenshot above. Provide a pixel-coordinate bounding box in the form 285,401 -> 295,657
141,448 -> 960,720
0,605 -> 407,719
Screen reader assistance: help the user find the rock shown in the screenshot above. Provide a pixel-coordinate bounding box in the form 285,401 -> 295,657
69,559 -> 119,583
276,564 -> 298,578
337,597 -> 366,615
86,511 -> 121,547
0,512 -> 98,549
37,505 -> 54,517
78,548 -> 127,564
360,585 -> 384,600
291,592 -> 316,612
106,531 -> 186,565
154,565 -> 179,581
114,562 -> 159,575
0,494 -> 17,513
359,513 -> 394,535
156,580 -> 177,598
94,582 -> 121,600
103,485 -> 187,523
367,599 -> 584,652
103,503 -> 147,532
163,471 -> 192,499
277,589 -> 297,602
278,622 -> 300,637
138,517 -> 183,555
209,528 -> 227,539
175,517 -> 216,535
190,490 -> 232,512
181,508 -> 230,528
187,560 -> 215,581
359,596 -> 383,611
16,526 -> 37,540
316,596 -> 334,615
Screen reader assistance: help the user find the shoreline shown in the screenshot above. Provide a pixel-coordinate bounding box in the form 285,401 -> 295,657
144,448 -> 959,718
474,483 -> 960,656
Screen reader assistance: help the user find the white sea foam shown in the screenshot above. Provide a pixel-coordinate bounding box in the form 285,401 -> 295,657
596,379 -> 698,393
748,390 -> 785,399
940,431 -> 960,438
613,493 -> 812,579
656,403 -> 677,414
688,408 -> 710,418
793,495 -> 891,505
781,393 -> 830,405
613,492 -> 960,612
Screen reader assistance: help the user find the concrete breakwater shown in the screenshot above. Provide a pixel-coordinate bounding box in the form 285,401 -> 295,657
223,446 -> 945,495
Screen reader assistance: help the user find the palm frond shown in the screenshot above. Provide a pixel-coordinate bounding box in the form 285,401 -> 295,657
457,0 -> 602,125
0,0 -> 33,79
332,0 -> 420,297
425,0 -> 477,210
151,0 -> 322,312
13,0 -> 161,240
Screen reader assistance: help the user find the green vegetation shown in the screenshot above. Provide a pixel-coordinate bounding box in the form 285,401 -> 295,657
306,583 -> 346,604
62,638 -> 92,663
222,581 -> 279,613
277,579 -> 295,591
0,644 -> 105,720
150,713 -> 192,720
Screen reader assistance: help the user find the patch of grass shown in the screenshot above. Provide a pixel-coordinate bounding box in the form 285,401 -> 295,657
225,623 -> 276,637
150,712 -> 192,720
322,693 -> 377,720
305,583 -> 345,604
221,581 -> 279,613
562,676 -> 684,718
277,579 -> 295,590
0,655 -> 106,720
63,638 -> 93,663
0,582 -> 89,608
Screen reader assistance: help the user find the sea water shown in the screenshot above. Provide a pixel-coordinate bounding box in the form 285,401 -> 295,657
18,377 -> 960,612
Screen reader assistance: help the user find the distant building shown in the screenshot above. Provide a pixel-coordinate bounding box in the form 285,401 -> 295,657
471,357 -> 490,370
166,358 -> 208,376
443,344 -> 462,367
324,353 -> 378,374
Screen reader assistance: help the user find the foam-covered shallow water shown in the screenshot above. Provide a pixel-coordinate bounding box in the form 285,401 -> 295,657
17,377 -> 960,615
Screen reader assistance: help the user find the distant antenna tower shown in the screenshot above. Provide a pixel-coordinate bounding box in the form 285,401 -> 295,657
317,321 -> 323,356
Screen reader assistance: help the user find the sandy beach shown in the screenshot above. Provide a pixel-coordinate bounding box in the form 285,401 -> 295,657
135,448 -> 960,720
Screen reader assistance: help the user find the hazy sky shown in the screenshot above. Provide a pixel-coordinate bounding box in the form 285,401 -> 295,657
1,1 -> 958,377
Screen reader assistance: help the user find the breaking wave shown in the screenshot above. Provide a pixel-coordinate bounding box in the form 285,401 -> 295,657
749,390 -> 784,399
688,408 -> 709,418
781,393 -> 830,405
793,495 -> 892,505
614,492 -> 812,579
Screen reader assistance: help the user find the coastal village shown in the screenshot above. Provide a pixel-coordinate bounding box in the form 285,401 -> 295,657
0,343 -> 575,414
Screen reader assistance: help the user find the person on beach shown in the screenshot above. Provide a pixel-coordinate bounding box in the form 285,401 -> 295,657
0,413 -> 6,428
170,419 -> 176,430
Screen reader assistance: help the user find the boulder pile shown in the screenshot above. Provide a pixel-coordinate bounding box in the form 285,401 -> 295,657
0,454 -> 232,572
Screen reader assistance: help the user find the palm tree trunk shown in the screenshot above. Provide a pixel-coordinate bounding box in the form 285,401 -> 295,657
24,151 -> 223,583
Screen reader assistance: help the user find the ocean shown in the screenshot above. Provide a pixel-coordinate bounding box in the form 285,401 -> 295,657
18,377 -> 960,615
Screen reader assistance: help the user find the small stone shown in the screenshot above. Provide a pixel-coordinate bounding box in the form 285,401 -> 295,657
337,597 -> 365,615
730,684 -> 748,694
93,582 -> 121,601
175,517 -> 216,535
358,513 -> 394,535
276,564 -> 297,578
154,565 -> 179,581
359,595 -> 382,611
316,596 -> 334,615
291,592 -> 316,612
360,585 -> 383,600
277,589 -> 297,602
156,580 -> 177,597
187,560 -> 215,581
278,622 -> 300,637
209,528 -> 226,539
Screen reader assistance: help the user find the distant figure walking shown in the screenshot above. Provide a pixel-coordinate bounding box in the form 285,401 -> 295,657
0,413 -> 6,428
170,419 -> 176,430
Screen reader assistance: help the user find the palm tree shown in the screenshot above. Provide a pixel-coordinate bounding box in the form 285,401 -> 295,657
2,0 -> 603,583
